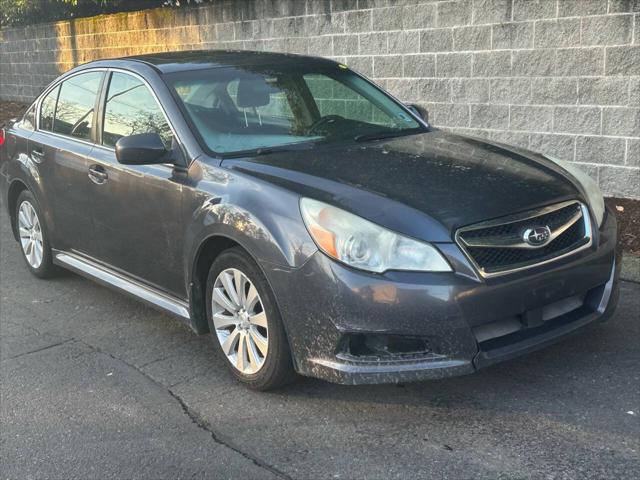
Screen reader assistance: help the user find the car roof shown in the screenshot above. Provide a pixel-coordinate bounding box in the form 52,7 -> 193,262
116,50 -> 340,74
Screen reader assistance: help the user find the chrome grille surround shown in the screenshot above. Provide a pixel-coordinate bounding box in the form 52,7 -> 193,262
455,200 -> 593,278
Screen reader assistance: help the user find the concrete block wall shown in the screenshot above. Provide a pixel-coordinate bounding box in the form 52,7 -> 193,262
0,0 -> 638,198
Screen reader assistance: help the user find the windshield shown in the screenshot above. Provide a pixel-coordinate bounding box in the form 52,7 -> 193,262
165,64 -> 424,156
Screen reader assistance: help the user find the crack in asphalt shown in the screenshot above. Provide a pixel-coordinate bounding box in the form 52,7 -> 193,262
168,373 -> 207,389
2,338 -> 74,362
137,356 -> 176,369
71,338 -> 295,480
166,389 -> 295,480
0,325 -> 294,479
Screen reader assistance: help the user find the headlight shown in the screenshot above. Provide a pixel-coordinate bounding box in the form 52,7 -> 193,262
300,198 -> 451,273
544,154 -> 605,227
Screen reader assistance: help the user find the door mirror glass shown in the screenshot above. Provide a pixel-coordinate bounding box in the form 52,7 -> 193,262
406,104 -> 429,124
115,133 -> 169,165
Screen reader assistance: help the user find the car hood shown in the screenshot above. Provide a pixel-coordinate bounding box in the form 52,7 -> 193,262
222,131 -> 583,243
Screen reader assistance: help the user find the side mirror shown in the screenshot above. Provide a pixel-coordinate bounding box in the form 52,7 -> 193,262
115,133 -> 169,165
407,104 -> 429,124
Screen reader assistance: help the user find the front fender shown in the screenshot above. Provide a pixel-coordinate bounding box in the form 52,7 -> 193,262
181,161 -> 318,322
187,199 -> 316,272
185,160 -> 318,265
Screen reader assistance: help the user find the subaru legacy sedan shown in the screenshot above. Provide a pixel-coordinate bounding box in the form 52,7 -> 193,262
0,51 -> 619,390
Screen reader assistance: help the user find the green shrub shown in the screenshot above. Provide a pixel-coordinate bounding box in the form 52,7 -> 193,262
0,0 -> 207,28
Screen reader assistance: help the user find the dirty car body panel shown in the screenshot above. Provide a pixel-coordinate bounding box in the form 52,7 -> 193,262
0,50 -> 619,385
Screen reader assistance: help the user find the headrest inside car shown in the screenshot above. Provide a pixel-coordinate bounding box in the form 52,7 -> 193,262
236,79 -> 274,108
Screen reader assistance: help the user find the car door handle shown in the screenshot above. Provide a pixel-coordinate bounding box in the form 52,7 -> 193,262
31,148 -> 45,163
88,165 -> 108,184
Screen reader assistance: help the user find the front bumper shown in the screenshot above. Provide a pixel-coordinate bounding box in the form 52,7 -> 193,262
267,207 -> 620,385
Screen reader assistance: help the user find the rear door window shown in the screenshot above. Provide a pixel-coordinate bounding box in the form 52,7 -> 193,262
39,85 -> 60,132
52,71 -> 103,141
102,72 -> 173,148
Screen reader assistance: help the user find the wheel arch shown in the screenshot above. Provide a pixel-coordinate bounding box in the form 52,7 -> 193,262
187,231 -> 300,366
188,229 -> 294,332
184,193 -> 317,330
189,234 -> 242,334
7,179 -> 29,241
188,231 -> 302,373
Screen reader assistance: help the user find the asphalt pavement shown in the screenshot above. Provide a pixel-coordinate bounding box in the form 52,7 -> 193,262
1,208 -> 639,480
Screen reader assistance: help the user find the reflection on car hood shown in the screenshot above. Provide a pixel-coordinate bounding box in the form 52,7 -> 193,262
222,131 -> 582,240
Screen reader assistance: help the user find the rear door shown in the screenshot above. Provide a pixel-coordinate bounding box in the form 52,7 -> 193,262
86,70 -> 186,297
29,70 -> 105,256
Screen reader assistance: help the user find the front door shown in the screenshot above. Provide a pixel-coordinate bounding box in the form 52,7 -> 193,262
87,71 -> 186,298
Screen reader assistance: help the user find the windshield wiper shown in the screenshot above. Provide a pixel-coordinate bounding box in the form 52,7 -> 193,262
221,141 -> 318,159
354,129 -> 422,143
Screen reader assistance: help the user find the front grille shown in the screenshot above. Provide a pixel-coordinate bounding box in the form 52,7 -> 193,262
456,201 -> 592,277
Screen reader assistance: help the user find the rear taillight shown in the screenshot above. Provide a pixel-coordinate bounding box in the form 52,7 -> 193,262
0,128 -> 5,147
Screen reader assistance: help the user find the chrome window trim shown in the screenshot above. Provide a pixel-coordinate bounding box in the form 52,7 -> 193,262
455,200 -> 593,279
33,66 -> 186,166
35,67 -> 108,139
34,129 -> 96,149
102,68 -> 182,150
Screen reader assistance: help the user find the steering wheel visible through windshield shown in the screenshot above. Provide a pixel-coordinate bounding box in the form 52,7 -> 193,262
165,63 -> 424,157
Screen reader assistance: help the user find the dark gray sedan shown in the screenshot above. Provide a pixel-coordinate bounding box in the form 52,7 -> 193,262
0,51 -> 619,390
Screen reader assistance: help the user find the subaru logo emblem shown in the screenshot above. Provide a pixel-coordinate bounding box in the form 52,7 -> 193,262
523,226 -> 551,247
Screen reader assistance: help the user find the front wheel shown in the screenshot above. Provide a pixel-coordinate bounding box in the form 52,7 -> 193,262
206,247 -> 296,390
14,190 -> 57,278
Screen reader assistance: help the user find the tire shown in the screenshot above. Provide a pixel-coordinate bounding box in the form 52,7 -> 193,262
14,190 -> 58,278
206,247 -> 296,390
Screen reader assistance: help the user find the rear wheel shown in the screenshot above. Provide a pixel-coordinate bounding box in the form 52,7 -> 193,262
14,190 -> 57,278
206,247 -> 296,390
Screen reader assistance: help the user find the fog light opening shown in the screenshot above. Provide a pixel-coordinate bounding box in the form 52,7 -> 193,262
345,334 -> 431,359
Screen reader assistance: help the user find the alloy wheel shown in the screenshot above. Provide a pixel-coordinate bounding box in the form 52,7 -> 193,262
18,201 -> 44,269
211,268 -> 269,374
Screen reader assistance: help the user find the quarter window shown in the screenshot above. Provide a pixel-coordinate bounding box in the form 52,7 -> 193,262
22,104 -> 36,131
39,85 -> 59,132
102,72 -> 172,148
53,71 -> 103,140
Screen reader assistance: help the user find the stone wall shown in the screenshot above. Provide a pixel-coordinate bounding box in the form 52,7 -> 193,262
0,0 -> 638,198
